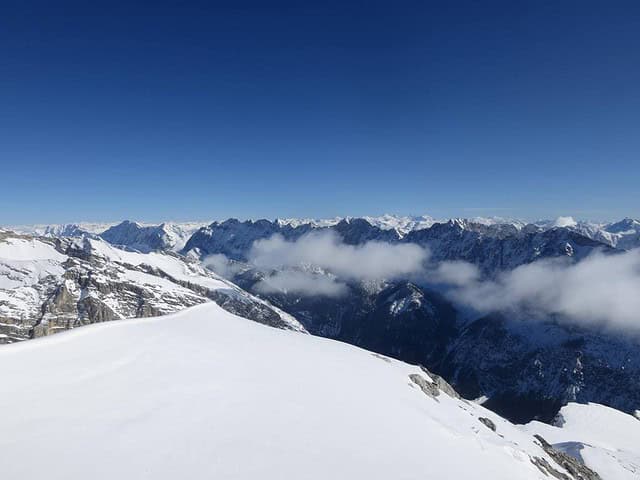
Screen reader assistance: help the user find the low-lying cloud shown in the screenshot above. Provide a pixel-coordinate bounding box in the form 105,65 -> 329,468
254,270 -> 348,297
249,231 -> 429,281
202,254 -> 244,279
203,231 -> 429,298
203,230 -> 640,332
441,249 -> 640,332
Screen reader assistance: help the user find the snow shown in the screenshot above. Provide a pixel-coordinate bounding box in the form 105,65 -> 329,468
0,237 -> 67,262
275,216 -> 344,228
522,403 -> 640,480
86,238 -> 230,291
0,234 -> 304,338
363,214 -> 437,235
0,302 -> 578,480
0,238 -> 67,317
276,214 -> 438,234
7,222 -> 117,236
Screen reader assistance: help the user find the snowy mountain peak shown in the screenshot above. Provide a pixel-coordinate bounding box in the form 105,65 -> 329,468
604,217 -> 640,234
99,220 -> 208,253
553,216 -> 578,228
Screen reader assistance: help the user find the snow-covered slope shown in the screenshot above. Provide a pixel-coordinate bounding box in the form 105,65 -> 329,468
0,302 -> 600,480
7,222 -> 114,237
0,232 -> 302,343
183,217 -> 611,271
100,220 -> 208,252
7,221 -> 210,252
523,402 -> 640,479
587,218 -> 640,250
535,217 -> 640,251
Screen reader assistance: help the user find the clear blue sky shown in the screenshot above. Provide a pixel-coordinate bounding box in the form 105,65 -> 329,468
1,1 -> 639,224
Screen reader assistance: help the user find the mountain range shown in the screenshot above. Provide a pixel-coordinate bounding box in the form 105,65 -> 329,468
2,214 -> 640,426
9,214 -> 640,253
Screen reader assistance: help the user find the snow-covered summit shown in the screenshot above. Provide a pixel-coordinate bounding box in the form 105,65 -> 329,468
6,220 -> 210,252
0,302 -> 604,479
99,220 -> 209,252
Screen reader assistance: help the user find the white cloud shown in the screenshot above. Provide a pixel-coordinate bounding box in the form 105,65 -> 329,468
202,254 -> 243,279
206,231 -> 640,333
254,270 -> 348,298
553,216 -> 578,228
444,249 -> 640,332
432,261 -> 480,286
249,231 -> 429,281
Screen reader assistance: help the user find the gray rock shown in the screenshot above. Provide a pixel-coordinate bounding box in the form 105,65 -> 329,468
478,417 -> 496,432
534,434 -> 602,480
409,373 -> 440,399
0,234 -> 304,345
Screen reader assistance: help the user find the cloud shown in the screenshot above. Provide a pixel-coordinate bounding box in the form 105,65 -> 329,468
205,231 -> 640,333
442,249 -> 640,332
553,216 -> 577,228
254,270 -> 348,298
432,261 -> 480,286
249,231 -> 429,281
202,254 -> 243,279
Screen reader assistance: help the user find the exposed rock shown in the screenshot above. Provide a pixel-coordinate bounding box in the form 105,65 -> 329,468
478,417 -> 496,432
530,456 -> 572,479
534,435 -> 602,480
409,373 -> 440,399
420,365 -> 461,399
409,367 -> 464,402
0,234 -> 304,344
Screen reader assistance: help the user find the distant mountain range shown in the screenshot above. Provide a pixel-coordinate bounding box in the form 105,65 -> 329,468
9,214 -> 640,254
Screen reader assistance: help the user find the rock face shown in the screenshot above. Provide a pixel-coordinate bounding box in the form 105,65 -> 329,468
404,221 -> 612,274
0,233 -> 304,344
234,274 -> 459,367
440,314 -> 640,423
182,217 -> 614,272
183,218 -> 312,260
534,435 -> 602,480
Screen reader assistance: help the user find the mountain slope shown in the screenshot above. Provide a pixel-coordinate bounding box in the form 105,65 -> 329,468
523,403 -> 640,480
0,303 -> 600,480
441,314 -> 640,423
0,232 -> 302,343
185,217 -> 630,422
183,217 -> 613,272
100,220 -> 207,252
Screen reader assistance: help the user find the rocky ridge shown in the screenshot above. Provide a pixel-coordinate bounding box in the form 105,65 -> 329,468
0,232 -> 303,344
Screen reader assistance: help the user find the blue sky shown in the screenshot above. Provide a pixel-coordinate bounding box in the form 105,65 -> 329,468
1,1 -> 639,224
